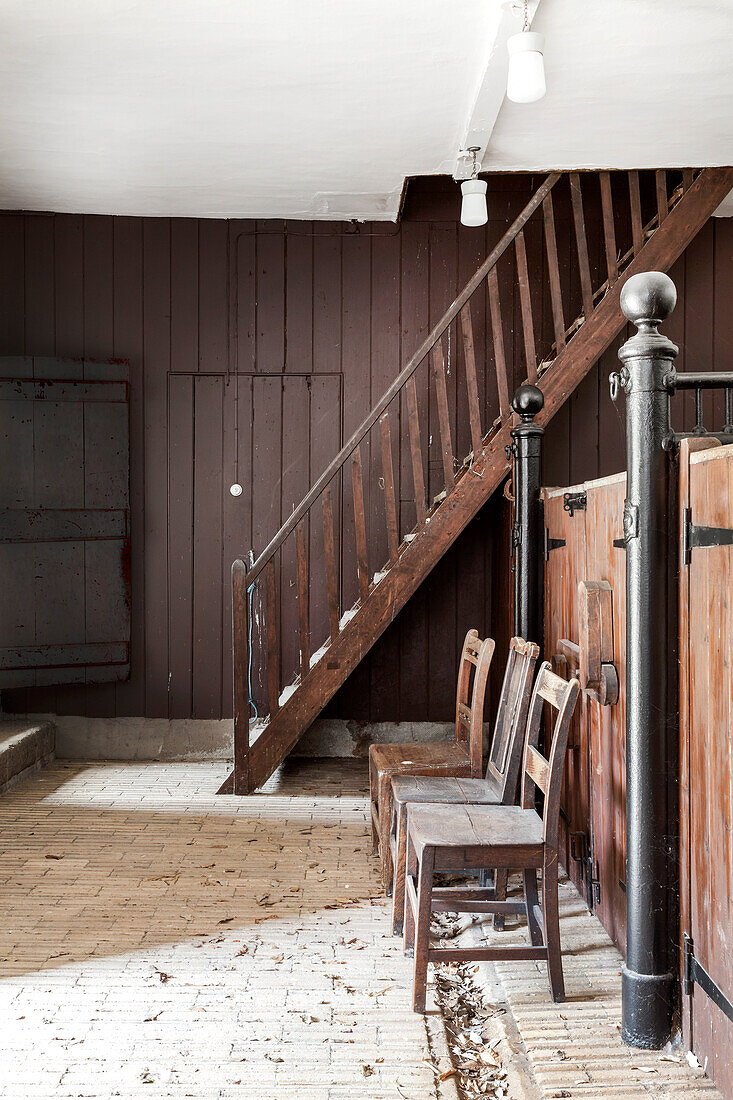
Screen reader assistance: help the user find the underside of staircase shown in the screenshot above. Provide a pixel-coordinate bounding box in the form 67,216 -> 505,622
219,166 -> 733,795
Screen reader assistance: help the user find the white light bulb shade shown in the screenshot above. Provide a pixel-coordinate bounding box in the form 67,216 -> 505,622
507,31 -> 546,104
460,179 -> 488,227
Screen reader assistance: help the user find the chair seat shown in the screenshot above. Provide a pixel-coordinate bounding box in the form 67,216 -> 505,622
391,774 -> 501,807
369,741 -> 471,781
407,802 -> 544,865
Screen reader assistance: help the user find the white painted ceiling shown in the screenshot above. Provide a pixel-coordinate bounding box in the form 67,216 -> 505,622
0,0 -> 731,220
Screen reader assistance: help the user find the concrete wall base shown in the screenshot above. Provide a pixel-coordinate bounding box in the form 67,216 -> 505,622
25,714 -> 484,762
0,720 -> 55,794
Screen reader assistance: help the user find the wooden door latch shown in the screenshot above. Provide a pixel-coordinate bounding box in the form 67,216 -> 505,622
553,580 -> 619,706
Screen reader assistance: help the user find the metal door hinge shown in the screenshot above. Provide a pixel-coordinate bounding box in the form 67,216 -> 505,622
683,507 -> 733,564
569,832 -> 599,910
683,934 -> 733,1024
563,491 -> 587,516
544,527 -> 566,560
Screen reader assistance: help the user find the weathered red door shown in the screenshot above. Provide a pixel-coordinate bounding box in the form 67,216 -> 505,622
584,474 -> 627,951
543,473 -> 627,952
543,484 -> 591,903
680,439 -> 733,1096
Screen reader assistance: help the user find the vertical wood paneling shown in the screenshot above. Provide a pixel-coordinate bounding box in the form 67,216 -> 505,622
112,217 -> 146,716
168,375 -> 194,719
192,376 -> 224,718
142,219 -> 171,717
83,216 -> 117,719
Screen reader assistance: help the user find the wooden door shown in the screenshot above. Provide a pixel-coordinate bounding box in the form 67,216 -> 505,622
543,485 -> 591,902
585,474 -> 627,951
0,357 -> 130,688
543,474 -> 627,951
166,372 -> 342,719
681,440 -> 733,1095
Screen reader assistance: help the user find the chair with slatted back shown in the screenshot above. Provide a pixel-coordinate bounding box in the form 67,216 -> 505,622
402,662 -> 580,1012
388,637 -> 539,935
369,629 -> 495,888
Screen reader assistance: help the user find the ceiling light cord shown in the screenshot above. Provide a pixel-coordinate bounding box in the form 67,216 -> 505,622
522,0 -> 530,33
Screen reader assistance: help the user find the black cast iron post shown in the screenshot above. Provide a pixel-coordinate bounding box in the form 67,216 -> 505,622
616,271 -> 678,1049
509,384 -> 545,646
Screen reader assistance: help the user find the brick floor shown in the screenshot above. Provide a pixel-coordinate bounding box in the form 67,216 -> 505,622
461,878 -> 722,1099
0,759 -> 455,1100
0,758 -> 723,1100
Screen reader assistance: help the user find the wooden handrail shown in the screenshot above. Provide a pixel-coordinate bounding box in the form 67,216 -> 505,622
242,172 -> 561,587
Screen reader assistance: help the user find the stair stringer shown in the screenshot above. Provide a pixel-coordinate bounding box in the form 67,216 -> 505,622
230,165 -> 733,794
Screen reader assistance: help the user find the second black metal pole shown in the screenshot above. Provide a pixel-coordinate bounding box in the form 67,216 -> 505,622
510,384 -> 545,647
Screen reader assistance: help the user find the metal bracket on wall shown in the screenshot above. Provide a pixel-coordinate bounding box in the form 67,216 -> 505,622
682,506 -> 733,565
544,527 -> 566,561
683,934 -> 733,1024
563,490 -> 587,516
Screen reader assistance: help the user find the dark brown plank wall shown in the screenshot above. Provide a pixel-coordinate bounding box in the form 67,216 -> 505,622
1,177 -> 730,727
0,178 -> 537,723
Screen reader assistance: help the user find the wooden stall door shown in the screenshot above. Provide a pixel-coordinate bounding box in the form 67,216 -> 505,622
681,441 -> 733,1096
543,485 -> 591,902
0,357 -> 130,688
585,474 -> 627,952
544,474 -> 627,953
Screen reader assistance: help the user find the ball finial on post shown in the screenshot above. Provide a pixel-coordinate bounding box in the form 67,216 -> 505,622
512,383 -> 544,422
620,271 -> 677,332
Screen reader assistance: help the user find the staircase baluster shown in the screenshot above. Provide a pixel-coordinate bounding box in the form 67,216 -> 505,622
295,521 -> 310,676
488,267 -> 511,416
264,559 -> 280,718
431,342 -> 456,492
351,446 -> 370,601
321,485 -> 340,640
569,173 -> 594,322
682,169 -> 695,191
404,376 -> 427,527
514,229 -> 538,383
459,302 -> 484,456
542,191 -> 567,351
379,411 -> 400,562
231,558 -> 250,794
628,171 -> 644,255
599,172 -> 619,284
656,169 -> 668,224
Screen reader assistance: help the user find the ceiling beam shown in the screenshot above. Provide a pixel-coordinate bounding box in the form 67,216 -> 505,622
449,0 -> 543,180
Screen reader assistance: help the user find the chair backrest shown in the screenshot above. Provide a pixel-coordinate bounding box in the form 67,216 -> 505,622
520,662 -> 581,849
455,629 -> 495,777
485,637 -> 541,802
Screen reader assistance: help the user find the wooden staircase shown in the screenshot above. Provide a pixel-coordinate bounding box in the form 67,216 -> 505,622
219,166 -> 733,795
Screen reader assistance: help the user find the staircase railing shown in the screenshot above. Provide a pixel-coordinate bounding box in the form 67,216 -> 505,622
230,168 -> 698,792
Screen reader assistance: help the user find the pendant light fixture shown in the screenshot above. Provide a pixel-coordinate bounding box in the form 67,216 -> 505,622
507,0 -> 546,104
460,147 -> 488,227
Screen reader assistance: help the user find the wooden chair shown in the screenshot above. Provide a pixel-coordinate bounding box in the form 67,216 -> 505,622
389,637 -> 539,935
368,629 -> 495,888
402,662 -> 580,1012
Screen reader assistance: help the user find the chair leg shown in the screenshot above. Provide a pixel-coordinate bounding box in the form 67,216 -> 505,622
412,845 -> 435,1014
492,868 -> 508,931
403,832 -> 417,957
523,867 -> 543,946
542,853 -> 565,1002
392,803 -> 407,936
377,778 -> 393,890
370,800 -> 379,854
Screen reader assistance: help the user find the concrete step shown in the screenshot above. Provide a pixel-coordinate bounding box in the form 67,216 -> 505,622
0,719 -> 55,794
